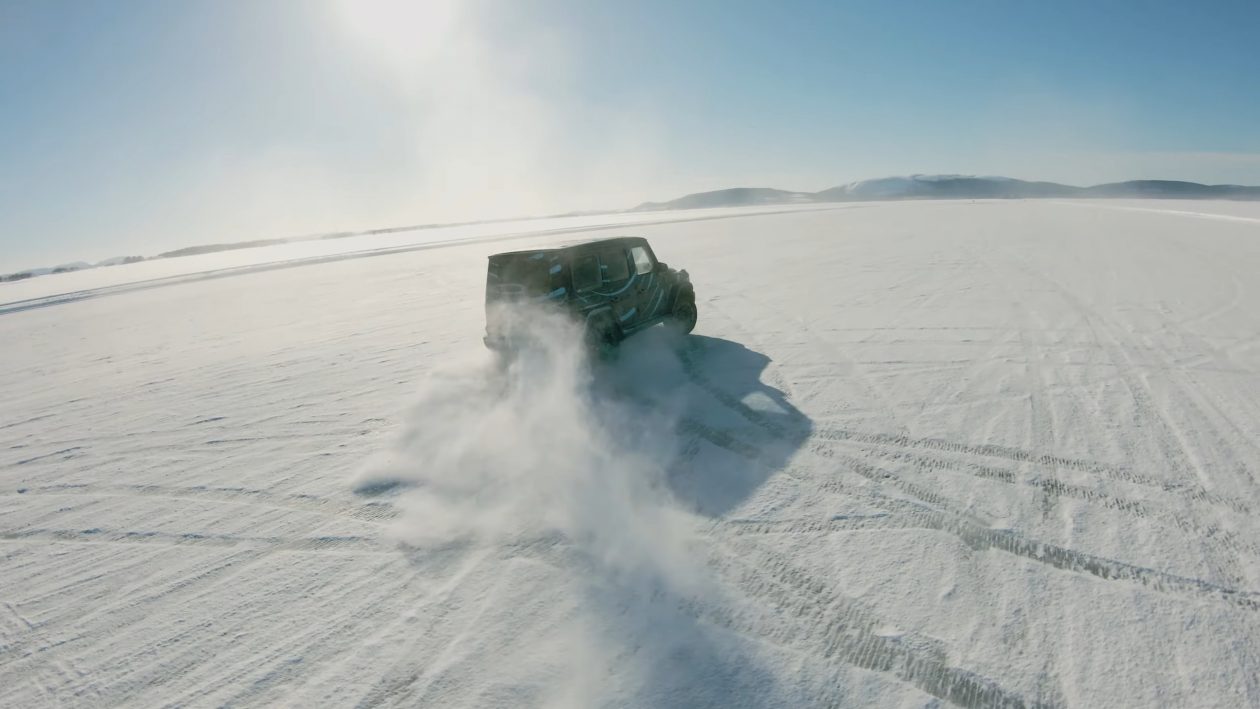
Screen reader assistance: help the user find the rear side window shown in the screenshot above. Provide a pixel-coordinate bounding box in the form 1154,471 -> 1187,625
601,249 -> 631,284
572,255 -> 600,292
503,261 -> 546,291
487,255 -> 557,299
629,246 -> 654,275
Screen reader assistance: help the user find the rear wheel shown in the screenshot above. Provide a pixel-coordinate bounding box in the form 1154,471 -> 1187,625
585,316 -> 622,359
670,294 -> 698,334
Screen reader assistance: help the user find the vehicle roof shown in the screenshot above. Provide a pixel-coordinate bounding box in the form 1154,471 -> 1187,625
488,235 -> 648,260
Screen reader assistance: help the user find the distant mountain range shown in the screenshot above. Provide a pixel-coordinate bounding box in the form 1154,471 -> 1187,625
6,175 -> 1260,283
632,175 -> 1260,211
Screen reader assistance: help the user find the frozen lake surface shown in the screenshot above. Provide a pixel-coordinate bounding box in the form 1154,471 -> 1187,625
3,199 -> 1259,707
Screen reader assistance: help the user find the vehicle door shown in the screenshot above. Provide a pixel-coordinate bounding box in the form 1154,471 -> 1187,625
627,243 -> 666,325
594,247 -> 638,329
570,251 -> 602,309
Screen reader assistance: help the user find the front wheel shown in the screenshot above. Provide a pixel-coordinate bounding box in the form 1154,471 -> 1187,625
669,295 -> 698,335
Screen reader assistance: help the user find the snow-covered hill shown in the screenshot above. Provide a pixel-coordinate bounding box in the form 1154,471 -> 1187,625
633,187 -> 814,211
814,174 -> 1084,200
634,176 -> 1260,211
2,200 -> 1259,707
9,177 -> 1257,284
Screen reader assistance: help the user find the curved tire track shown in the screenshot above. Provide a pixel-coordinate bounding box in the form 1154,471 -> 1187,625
676,410 -> 1260,611
703,542 -> 1055,708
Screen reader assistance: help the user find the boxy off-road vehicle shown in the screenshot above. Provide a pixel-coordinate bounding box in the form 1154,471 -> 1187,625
484,236 -> 696,351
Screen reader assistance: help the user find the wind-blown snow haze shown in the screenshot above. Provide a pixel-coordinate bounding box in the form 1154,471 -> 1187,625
331,0 -> 666,224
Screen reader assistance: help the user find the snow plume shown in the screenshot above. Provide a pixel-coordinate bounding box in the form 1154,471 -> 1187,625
358,303 -> 699,589
355,304 -> 778,705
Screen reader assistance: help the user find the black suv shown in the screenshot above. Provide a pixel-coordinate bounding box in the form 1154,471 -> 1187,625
484,236 -> 696,350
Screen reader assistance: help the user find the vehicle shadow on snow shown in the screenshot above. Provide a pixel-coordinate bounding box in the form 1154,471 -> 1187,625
579,328 -> 810,706
598,328 -> 812,519
351,327 -> 811,522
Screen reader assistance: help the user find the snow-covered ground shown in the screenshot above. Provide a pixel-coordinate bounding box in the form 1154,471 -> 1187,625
2,199 -> 1259,707
0,204 -> 836,310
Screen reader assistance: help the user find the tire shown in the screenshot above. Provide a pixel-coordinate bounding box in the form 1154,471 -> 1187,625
670,293 -> 698,335
585,314 -> 622,359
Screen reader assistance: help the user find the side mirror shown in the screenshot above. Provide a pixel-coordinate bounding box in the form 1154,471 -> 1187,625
654,261 -> 668,273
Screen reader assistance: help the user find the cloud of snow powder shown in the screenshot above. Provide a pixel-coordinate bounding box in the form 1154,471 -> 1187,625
354,303 -> 708,596
353,303 -> 784,705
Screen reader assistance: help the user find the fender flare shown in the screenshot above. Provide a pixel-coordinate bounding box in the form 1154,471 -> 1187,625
670,283 -> 696,311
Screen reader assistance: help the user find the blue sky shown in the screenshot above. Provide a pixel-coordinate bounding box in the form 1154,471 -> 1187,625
1,0 -> 1258,270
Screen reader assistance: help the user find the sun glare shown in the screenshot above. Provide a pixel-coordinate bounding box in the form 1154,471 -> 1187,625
334,0 -> 460,75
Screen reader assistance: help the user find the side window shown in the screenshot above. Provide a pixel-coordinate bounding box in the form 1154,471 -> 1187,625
629,246 -> 654,275
572,255 -> 600,292
600,249 -> 631,284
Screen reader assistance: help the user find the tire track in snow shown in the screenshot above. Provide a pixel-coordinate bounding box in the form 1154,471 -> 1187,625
677,339 -> 1260,606
0,413 -> 55,432
809,427 -> 1194,496
680,341 -> 1169,490
0,601 -> 103,707
1006,257 -> 1257,590
1,543 -> 163,616
280,550 -> 487,707
352,546 -> 508,708
676,330 -> 1257,691
722,513 -> 914,537
3,483 -> 398,523
5,495 -> 111,531
700,543 -> 1055,708
0,548 -> 270,688
828,430 -> 1251,515
363,529 -> 1043,708
682,338 -> 1250,521
824,453 -> 1258,611
1138,307 -> 1260,491
0,527 -> 384,552
87,556 -> 398,706
1010,257 -> 1248,506
175,557 -> 417,707
8,446 -> 85,466
992,251 -> 1061,522
0,538 -> 394,692
843,446 -> 1260,562
676,412 -> 1260,611
684,326 -> 1253,505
